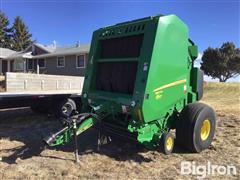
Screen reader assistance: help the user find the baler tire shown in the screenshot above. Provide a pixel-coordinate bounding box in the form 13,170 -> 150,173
160,132 -> 174,155
176,102 -> 216,153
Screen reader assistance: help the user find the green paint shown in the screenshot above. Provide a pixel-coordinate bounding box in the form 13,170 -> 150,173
48,14 -> 202,148
47,117 -> 97,147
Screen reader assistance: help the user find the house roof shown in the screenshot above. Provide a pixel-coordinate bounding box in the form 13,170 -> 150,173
0,48 -> 17,58
7,51 -> 33,59
4,43 -> 90,59
34,44 -> 90,58
34,43 -> 57,53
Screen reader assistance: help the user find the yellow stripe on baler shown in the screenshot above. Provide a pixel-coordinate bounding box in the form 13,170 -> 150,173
153,79 -> 187,93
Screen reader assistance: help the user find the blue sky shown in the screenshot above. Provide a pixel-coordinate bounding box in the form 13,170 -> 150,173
1,0 -> 239,81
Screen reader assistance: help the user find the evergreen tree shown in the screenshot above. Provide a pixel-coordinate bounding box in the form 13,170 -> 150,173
0,11 -> 12,48
12,16 -> 33,51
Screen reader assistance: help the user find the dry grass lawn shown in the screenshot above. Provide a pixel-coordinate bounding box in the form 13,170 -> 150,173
0,82 -> 239,179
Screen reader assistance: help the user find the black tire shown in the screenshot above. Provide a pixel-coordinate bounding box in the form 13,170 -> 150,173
54,98 -> 76,118
160,132 -> 174,155
176,102 -> 216,153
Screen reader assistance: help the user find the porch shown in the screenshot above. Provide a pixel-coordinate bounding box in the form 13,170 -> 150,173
0,59 -> 14,74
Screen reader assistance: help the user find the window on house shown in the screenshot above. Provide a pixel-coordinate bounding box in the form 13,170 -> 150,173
38,59 -> 46,68
27,59 -> 34,70
76,55 -> 85,68
57,56 -> 65,67
14,59 -> 24,70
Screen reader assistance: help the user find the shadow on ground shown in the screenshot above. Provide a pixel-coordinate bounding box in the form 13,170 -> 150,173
0,108 -> 189,165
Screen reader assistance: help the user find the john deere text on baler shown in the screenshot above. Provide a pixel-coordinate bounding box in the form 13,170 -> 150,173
44,14 -> 216,161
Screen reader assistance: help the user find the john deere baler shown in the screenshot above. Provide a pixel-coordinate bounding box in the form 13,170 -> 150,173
45,15 -> 215,161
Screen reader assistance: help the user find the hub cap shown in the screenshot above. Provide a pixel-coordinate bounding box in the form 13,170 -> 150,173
62,104 -> 72,116
166,137 -> 173,150
200,119 -> 211,141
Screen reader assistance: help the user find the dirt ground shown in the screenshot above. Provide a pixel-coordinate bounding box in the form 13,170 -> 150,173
0,83 -> 239,179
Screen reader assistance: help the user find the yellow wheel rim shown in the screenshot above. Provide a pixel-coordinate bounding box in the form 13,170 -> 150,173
166,137 -> 173,151
200,119 -> 211,141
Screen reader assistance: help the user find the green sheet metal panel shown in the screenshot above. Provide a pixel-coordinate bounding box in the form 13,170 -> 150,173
82,14 -> 198,125
142,15 -> 189,122
82,16 -> 159,107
